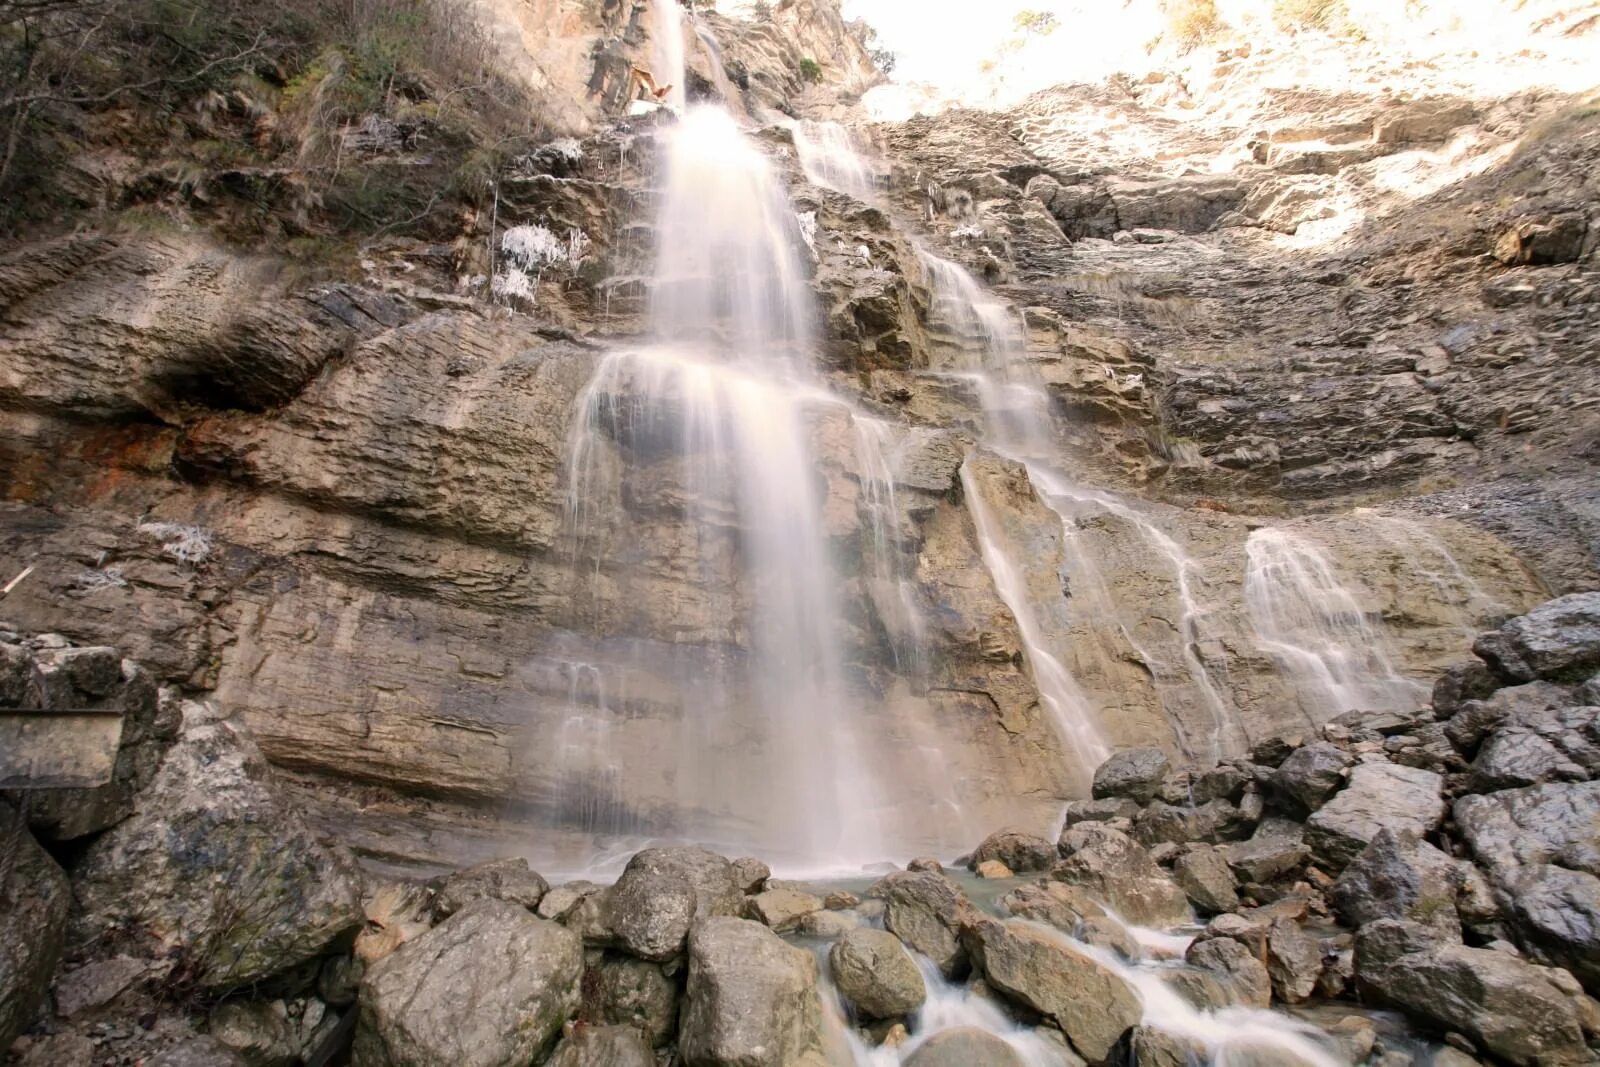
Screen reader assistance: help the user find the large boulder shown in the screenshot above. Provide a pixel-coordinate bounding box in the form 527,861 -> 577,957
606,864 -> 697,962
1471,725 -> 1589,792
1271,742 -> 1350,812
1053,824 -> 1190,926
872,870 -> 975,978
547,1026 -> 655,1067
1091,747 -> 1171,803
904,1026 -> 1028,1067
998,880 -> 1107,933
617,848 -> 742,920
1500,864 -> 1600,991
1330,829 -> 1463,937
829,928 -> 925,1020
1454,781 -> 1600,875
1223,817 -> 1310,883
1305,762 -> 1445,870
433,858 -> 548,919
968,829 -> 1056,874
9,642 -> 177,841
1446,682 -> 1573,755
1184,936 -> 1271,1009
746,888 -> 823,934
352,899 -> 582,1067
0,809 -> 69,1050
963,917 -> 1141,1065
579,952 -> 679,1048
68,704 -> 363,992
1265,918 -> 1321,1003
1474,593 -> 1600,683
1171,846 -> 1239,915
678,917 -> 823,1067
1355,920 -> 1589,1066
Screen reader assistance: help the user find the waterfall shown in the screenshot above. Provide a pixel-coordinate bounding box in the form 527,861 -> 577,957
961,459 -> 1110,787
1245,526 -> 1428,721
650,0 -> 688,113
792,120 -> 882,200
922,246 -> 1245,764
1033,471 -> 1245,763
561,88 -> 935,869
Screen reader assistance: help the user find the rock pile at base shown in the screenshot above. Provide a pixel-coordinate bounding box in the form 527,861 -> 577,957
7,595 -> 1600,1065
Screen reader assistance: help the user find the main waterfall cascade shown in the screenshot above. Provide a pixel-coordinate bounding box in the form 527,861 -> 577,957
557,6 -> 981,872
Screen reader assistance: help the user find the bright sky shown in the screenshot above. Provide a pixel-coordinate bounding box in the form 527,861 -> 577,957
839,0 -> 1600,118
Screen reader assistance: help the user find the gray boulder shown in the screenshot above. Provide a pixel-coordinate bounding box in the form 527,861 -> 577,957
904,1026 -> 1028,1067
1060,797 -> 1141,829
679,917 -> 822,1067
68,705 -> 363,992
1432,661 -> 1501,717
0,810 -> 69,1050
746,887 -> 823,934
606,862 -> 699,962
1474,593 -> 1600,683
1446,681 -> 1572,755
1501,864 -> 1600,991
1265,918 -> 1322,1003
1305,762 -> 1445,870
1355,919 -> 1588,1066
963,917 -> 1141,1065
1223,817 -> 1310,883
579,952 -> 678,1048
1053,824 -> 1190,927
1091,747 -> 1171,804
829,928 -> 925,1020
1454,781 -> 1600,875
1331,829 -> 1463,936
872,870 -> 976,978
969,829 -> 1056,873
433,858 -> 548,919
729,857 -> 770,894
1271,742 -> 1351,812
547,1025 -> 655,1067
998,880 -> 1106,934
618,847 -> 742,920
353,899 -> 581,1067
16,648 -> 175,842
1185,936 -> 1271,1008
1172,846 -> 1239,915
1471,726 -> 1588,792
538,881 -> 602,921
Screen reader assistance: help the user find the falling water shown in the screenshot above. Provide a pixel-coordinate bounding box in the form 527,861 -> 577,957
1034,472 -> 1245,763
1245,526 -> 1428,721
924,246 -> 1246,763
1357,509 -> 1508,639
650,0 -> 688,113
792,120 -> 882,200
960,459 -> 1111,787
560,90 -> 917,869
852,417 -> 929,674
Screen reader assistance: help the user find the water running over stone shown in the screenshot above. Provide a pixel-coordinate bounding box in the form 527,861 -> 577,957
792,119 -> 882,201
1244,525 -> 1428,722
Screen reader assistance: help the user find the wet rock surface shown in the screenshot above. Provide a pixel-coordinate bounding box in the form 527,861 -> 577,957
352,899 -> 582,1067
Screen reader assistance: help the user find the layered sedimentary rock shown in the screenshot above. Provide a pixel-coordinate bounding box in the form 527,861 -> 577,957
0,0 -> 1590,878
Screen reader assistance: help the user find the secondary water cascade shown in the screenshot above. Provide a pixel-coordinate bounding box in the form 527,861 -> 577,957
1244,526 -> 1428,721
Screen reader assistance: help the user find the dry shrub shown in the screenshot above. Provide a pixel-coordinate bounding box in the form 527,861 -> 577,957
1166,0 -> 1227,51
1272,0 -> 1349,33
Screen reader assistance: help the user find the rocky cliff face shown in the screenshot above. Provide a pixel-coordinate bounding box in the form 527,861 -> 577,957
0,0 -> 1593,879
